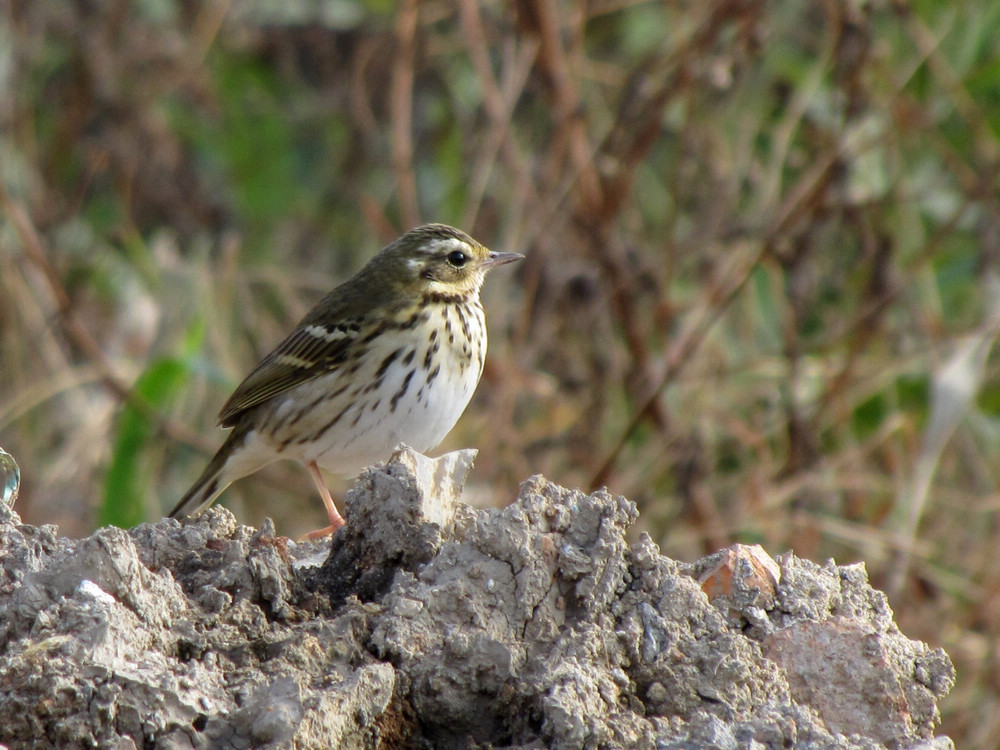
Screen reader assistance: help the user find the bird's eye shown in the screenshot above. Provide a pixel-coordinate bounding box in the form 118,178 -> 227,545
447,250 -> 467,267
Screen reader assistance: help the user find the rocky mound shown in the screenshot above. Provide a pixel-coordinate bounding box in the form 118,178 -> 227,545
0,448 -> 954,749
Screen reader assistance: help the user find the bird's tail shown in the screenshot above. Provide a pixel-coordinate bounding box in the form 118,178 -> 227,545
169,426 -> 249,519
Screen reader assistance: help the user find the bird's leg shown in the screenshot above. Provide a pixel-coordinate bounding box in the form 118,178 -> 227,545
298,461 -> 346,540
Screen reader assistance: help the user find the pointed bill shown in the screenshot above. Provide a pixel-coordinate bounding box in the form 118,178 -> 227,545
481,251 -> 524,268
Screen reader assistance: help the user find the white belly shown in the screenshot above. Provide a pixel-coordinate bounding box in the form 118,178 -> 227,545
256,301 -> 486,477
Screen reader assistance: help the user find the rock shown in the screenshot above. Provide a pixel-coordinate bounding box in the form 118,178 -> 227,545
695,542 -> 782,636
0,446 -> 954,749
316,447 -> 474,609
765,617 -> 945,745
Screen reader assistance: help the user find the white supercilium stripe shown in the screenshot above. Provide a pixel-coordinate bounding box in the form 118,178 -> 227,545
421,238 -> 467,255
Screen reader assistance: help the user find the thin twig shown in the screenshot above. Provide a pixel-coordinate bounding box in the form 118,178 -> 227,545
457,0 -> 538,230
588,242 -> 763,489
391,0 -> 420,227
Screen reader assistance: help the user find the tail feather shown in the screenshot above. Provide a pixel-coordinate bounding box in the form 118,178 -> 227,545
169,426 -> 248,519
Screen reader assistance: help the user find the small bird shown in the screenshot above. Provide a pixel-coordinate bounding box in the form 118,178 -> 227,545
169,224 -> 522,536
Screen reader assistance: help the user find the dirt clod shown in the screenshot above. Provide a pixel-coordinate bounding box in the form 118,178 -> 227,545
0,447 -> 954,749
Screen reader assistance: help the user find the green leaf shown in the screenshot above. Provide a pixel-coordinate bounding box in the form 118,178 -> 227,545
99,320 -> 205,528
852,392 -> 888,439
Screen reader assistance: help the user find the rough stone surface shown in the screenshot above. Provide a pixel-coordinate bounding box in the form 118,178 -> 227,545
0,447 -> 955,749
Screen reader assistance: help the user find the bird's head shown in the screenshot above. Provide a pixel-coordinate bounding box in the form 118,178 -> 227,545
375,224 -> 523,297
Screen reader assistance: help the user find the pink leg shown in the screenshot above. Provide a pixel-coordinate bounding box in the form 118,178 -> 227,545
299,461 -> 345,540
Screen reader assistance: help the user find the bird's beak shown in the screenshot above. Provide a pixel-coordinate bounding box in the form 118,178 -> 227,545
481,251 -> 524,268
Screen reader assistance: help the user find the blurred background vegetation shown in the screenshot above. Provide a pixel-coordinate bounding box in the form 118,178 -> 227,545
1,0 -> 998,740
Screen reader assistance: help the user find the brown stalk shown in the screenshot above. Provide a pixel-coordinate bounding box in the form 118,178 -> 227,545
391,0 -> 420,228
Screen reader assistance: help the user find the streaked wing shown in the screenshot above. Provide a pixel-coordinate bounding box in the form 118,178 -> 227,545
217,319 -> 361,427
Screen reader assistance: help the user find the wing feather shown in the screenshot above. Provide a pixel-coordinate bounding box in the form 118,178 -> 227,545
214,237 -> 412,427
217,318 -> 361,427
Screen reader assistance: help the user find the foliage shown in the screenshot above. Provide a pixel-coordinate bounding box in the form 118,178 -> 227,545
1,0 -> 999,742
